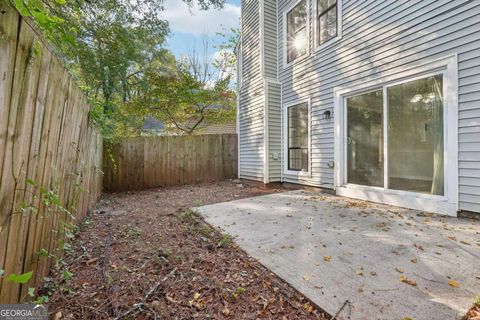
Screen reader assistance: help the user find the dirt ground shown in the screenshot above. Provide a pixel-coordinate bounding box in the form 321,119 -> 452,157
44,181 -> 329,319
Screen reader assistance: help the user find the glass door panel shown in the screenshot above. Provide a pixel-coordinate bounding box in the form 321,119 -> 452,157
387,75 -> 444,195
346,90 -> 384,187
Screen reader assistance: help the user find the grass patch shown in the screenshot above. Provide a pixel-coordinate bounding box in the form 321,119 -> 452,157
219,233 -> 233,247
181,209 -> 201,225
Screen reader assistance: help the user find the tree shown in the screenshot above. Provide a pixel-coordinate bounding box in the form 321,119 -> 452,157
125,65 -> 236,135
8,0 -> 234,137
8,0 -> 226,106
214,26 -> 240,85
122,36 -> 236,135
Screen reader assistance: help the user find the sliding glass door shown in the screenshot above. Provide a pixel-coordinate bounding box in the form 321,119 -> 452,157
346,74 -> 444,196
347,90 -> 384,187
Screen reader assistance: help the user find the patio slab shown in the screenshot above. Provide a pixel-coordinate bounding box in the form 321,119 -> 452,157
196,190 -> 480,320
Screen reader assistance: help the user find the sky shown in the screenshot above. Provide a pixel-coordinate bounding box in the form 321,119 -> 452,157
162,0 -> 241,60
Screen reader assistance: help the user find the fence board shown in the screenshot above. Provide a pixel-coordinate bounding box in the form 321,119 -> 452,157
104,134 -> 238,192
0,4 -> 102,303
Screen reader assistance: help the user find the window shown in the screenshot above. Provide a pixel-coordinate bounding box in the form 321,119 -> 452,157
286,0 -> 308,63
317,0 -> 338,46
287,102 -> 309,171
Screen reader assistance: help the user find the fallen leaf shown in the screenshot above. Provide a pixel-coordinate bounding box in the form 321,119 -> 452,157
303,302 -> 314,314
395,268 -> 404,274
222,306 -> 231,316
194,292 -> 201,300
410,258 -> 417,264
414,244 -> 424,251
166,293 -> 179,304
302,275 -> 310,281
323,256 -> 332,262
400,276 -> 417,286
257,309 -> 268,318
448,280 -> 460,288
460,240 -> 471,246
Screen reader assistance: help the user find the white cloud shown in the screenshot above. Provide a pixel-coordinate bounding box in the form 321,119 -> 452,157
163,0 -> 240,35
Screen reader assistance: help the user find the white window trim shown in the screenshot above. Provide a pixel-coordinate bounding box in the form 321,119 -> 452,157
313,0 -> 343,53
334,55 -> 459,216
282,0 -> 310,69
283,98 -> 312,177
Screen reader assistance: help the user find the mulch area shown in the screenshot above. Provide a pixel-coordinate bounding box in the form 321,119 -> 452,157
463,305 -> 480,320
44,181 -> 329,319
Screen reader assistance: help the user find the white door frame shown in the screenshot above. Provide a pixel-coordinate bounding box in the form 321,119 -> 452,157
334,55 -> 459,216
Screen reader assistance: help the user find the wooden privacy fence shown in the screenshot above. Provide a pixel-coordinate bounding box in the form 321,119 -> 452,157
104,134 -> 238,192
0,4 -> 103,303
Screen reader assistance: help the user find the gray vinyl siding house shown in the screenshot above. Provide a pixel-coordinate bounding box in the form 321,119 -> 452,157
237,0 -> 480,216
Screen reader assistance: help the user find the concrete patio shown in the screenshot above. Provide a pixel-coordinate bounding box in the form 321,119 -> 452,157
196,190 -> 480,320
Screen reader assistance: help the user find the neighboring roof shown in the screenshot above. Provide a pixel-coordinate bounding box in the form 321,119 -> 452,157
198,122 -> 236,135
142,117 -> 165,131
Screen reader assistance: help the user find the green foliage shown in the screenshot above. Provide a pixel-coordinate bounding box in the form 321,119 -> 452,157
19,202 -> 37,215
474,296 -> 480,307
8,0 -> 237,138
37,248 -> 51,258
6,271 -> 33,284
33,295 -> 49,304
28,287 -> 36,297
214,26 -> 240,81
62,270 -> 73,282
235,286 -> 246,295
64,229 -> 75,240
181,209 -> 201,225
219,233 -> 232,247
193,199 -> 204,207
40,187 -> 61,208
62,242 -> 72,251
126,63 -> 236,135
9,0 -> 76,51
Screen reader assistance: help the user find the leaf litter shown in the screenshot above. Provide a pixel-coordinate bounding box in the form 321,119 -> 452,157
44,181 -> 328,319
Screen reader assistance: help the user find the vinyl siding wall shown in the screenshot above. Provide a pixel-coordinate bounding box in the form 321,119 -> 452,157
263,0 -> 282,182
276,0 -> 480,212
263,0 -> 278,79
238,0 -> 264,181
266,80 -> 282,181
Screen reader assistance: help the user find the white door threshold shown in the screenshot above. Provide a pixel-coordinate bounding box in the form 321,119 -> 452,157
336,186 -> 457,216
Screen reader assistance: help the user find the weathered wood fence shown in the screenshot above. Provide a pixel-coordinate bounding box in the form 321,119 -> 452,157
104,134 -> 238,192
0,4 -> 103,303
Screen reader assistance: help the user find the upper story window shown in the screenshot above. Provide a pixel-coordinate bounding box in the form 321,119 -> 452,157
286,0 -> 308,63
317,0 -> 338,46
